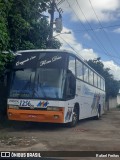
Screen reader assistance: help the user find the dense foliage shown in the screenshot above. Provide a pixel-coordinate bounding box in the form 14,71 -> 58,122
87,58 -> 120,100
0,0 -> 13,77
0,0 -> 61,77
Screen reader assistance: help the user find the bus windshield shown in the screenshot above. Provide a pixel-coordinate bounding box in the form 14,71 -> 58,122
34,68 -> 66,99
9,51 -> 68,100
9,68 -> 66,99
10,68 -> 35,98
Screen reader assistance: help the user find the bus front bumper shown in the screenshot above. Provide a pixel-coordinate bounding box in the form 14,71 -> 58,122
7,109 -> 64,123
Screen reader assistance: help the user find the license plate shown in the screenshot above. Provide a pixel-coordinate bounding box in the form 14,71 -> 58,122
28,115 -> 36,118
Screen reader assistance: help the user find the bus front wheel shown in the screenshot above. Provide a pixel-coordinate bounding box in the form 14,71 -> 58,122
68,107 -> 79,127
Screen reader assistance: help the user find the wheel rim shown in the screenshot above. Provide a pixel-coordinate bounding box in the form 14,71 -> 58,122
72,112 -> 77,125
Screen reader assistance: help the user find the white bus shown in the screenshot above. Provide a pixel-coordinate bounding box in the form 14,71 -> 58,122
7,49 -> 105,127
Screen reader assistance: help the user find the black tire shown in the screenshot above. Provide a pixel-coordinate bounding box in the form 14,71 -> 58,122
68,108 -> 79,127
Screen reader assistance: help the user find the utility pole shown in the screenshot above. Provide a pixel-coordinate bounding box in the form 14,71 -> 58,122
48,0 -> 55,48
49,0 -> 55,40
48,0 -> 63,48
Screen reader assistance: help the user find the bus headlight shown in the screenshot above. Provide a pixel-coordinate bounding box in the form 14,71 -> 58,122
9,106 -> 19,109
47,106 -> 62,111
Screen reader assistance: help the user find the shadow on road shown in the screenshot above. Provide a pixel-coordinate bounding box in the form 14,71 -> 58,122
0,115 -> 95,132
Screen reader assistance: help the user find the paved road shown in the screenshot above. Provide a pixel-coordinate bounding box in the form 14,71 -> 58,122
0,108 -> 120,159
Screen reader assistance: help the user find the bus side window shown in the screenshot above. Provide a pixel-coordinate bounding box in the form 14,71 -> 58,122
89,69 -> 93,85
98,76 -> 100,89
76,59 -> 83,80
94,73 -> 98,87
101,78 -> 105,91
83,65 -> 89,83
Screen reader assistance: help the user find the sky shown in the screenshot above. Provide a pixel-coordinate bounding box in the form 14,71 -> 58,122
53,0 -> 120,80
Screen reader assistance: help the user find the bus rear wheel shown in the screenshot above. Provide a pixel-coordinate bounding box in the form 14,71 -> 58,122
94,105 -> 101,120
68,108 -> 79,127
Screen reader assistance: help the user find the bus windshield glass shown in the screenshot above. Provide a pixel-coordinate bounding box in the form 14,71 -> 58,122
34,68 -> 66,99
9,51 -> 67,100
10,68 -> 35,98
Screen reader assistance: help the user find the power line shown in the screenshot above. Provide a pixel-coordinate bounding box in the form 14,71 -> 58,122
57,0 -> 120,65
59,35 -> 85,61
66,0 -> 108,57
88,0 -> 120,59
57,0 -> 120,31
72,24 -> 120,32
58,0 -> 120,32
59,35 -> 79,54
65,0 -> 120,65
59,35 -> 120,66
72,0 -> 120,65
75,0 -> 116,58
56,0 -> 65,6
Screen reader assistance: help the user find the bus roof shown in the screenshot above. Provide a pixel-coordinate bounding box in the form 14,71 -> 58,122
15,49 -> 85,62
15,49 -> 105,80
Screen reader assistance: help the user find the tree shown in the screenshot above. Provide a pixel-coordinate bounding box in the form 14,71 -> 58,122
0,0 -> 61,77
0,0 -> 13,77
87,58 -> 119,100
7,0 -> 61,51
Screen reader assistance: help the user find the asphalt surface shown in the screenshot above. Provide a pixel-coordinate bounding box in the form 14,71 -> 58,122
0,108 -> 120,160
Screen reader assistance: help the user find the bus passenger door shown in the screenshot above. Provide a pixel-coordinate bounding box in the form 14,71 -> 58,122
75,80 -> 85,119
66,70 -> 76,99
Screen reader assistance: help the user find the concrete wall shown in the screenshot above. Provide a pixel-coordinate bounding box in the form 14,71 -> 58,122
117,95 -> 120,104
109,97 -> 117,109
